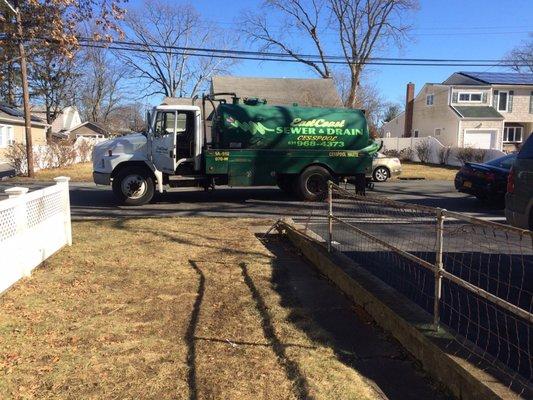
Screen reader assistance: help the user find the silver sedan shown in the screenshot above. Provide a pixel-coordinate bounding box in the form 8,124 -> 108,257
369,153 -> 402,182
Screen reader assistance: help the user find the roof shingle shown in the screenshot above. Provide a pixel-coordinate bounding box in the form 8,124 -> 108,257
452,105 -> 504,119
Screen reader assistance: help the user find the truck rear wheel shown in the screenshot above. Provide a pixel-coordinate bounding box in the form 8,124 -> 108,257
297,166 -> 332,201
112,166 -> 155,206
277,175 -> 296,195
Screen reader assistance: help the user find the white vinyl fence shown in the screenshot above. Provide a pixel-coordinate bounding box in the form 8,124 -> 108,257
0,177 -> 72,294
381,136 -> 506,166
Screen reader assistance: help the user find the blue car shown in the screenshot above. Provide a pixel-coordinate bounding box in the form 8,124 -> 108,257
454,154 -> 516,205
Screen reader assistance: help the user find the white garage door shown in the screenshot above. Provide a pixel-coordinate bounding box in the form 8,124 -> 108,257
464,130 -> 495,149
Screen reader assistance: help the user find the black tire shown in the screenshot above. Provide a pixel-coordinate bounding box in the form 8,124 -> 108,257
372,166 -> 390,182
277,175 -> 296,195
296,166 -> 332,201
112,166 -> 155,206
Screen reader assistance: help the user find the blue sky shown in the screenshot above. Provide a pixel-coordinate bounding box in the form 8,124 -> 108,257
129,0 -> 532,105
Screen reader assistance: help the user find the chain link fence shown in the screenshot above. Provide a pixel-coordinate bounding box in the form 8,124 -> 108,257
296,182 -> 532,391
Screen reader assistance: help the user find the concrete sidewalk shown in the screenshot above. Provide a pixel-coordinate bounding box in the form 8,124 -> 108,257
262,235 -> 451,400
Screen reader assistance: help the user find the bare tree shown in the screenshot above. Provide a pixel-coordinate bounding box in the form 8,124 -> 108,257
243,0 -> 417,108
503,39 -> 533,73
78,46 -> 125,124
117,0 -> 236,98
243,0 -> 332,78
383,103 -> 402,122
334,70 -> 385,135
29,52 -> 78,131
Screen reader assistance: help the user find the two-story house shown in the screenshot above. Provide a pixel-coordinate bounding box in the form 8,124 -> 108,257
382,72 -> 533,152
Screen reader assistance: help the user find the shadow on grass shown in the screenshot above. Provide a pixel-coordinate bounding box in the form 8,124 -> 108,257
239,261 -> 313,400
186,260 -> 205,400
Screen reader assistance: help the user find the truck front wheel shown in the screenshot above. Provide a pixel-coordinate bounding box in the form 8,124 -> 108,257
112,167 -> 155,206
297,166 -> 332,201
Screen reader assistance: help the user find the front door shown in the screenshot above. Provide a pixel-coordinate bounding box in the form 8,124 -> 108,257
152,110 -> 178,174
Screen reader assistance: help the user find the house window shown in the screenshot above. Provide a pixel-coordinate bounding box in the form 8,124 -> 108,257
498,91 -> 509,112
385,132 -> 391,138
435,128 -> 441,136
414,130 -> 419,138
426,94 -> 434,106
503,126 -> 522,143
458,92 -> 482,103
0,125 -> 14,148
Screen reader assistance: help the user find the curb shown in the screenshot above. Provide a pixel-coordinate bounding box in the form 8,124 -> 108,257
278,219 -> 529,400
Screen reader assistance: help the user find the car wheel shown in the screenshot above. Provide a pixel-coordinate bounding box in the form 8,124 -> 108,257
112,167 -> 155,206
373,166 -> 389,182
296,166 -> 332,201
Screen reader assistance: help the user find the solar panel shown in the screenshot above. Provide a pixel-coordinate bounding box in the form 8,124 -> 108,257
460,71 -> 533,85
0,103 -> 45,123
0,104 -> 24,117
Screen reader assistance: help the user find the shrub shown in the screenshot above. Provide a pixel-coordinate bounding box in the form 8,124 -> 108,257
455,147 -> 476,165
399,147 -> 414,161
42,141 -> 76,168
415,140 -> 431,163
438,146 -> 451,165
77,139 -> 94,162
472,148 -> 487,163
55,142 -> 77,167
383,149 -> 401,158
4,143 -> 27,175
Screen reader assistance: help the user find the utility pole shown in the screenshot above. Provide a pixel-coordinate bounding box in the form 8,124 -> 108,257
3,0 -> 34,177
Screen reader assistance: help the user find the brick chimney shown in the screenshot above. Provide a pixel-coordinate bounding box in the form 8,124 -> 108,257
404,82 -> 415,137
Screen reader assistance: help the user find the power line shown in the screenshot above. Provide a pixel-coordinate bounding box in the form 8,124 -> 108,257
72,37 -> 533,65
76,42 -> 532,68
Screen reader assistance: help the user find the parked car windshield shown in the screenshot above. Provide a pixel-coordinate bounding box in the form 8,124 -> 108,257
485,154 -> 516,169
517,135 -> 533,159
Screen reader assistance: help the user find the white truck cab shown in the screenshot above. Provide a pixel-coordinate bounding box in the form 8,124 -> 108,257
92,104 -> 204,205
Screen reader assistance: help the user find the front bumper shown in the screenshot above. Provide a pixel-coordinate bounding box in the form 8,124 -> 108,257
504,208 -> 529,229
390,166 -> 402,177
93,171 -> 111,186
505,193 -> 530,229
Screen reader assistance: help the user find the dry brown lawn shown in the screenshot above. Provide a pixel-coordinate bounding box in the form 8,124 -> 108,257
13,162 -> 93,183
398,162 -> 460,181
0,218 -> 382,400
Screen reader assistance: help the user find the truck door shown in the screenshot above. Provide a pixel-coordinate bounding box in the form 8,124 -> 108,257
152,110 -> 178,174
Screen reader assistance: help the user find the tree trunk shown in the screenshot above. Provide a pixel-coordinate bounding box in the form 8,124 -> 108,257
345,66 -> 361,109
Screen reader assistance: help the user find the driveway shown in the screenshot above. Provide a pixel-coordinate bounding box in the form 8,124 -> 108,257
0,179 -> 505,222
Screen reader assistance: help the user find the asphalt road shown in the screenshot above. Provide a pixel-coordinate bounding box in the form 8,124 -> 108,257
0,179 -> 506,222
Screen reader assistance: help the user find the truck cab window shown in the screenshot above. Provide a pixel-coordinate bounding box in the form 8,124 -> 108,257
154,111 -> 176,136
176,113 -> 187,133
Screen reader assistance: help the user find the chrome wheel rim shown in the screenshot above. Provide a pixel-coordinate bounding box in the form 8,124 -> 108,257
121,174 -> 147,199
374,168 -> 388,182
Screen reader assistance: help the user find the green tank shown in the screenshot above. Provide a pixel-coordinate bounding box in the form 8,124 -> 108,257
213,99 -> 373,152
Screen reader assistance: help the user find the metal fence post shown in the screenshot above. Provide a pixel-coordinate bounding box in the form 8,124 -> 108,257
328,180 -> 333,252
434,208 -> 446,331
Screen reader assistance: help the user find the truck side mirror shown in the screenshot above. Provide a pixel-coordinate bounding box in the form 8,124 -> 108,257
146,110 -> 153,135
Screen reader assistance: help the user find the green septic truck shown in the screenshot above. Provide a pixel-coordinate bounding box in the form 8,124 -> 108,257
92,94 -> 380,205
